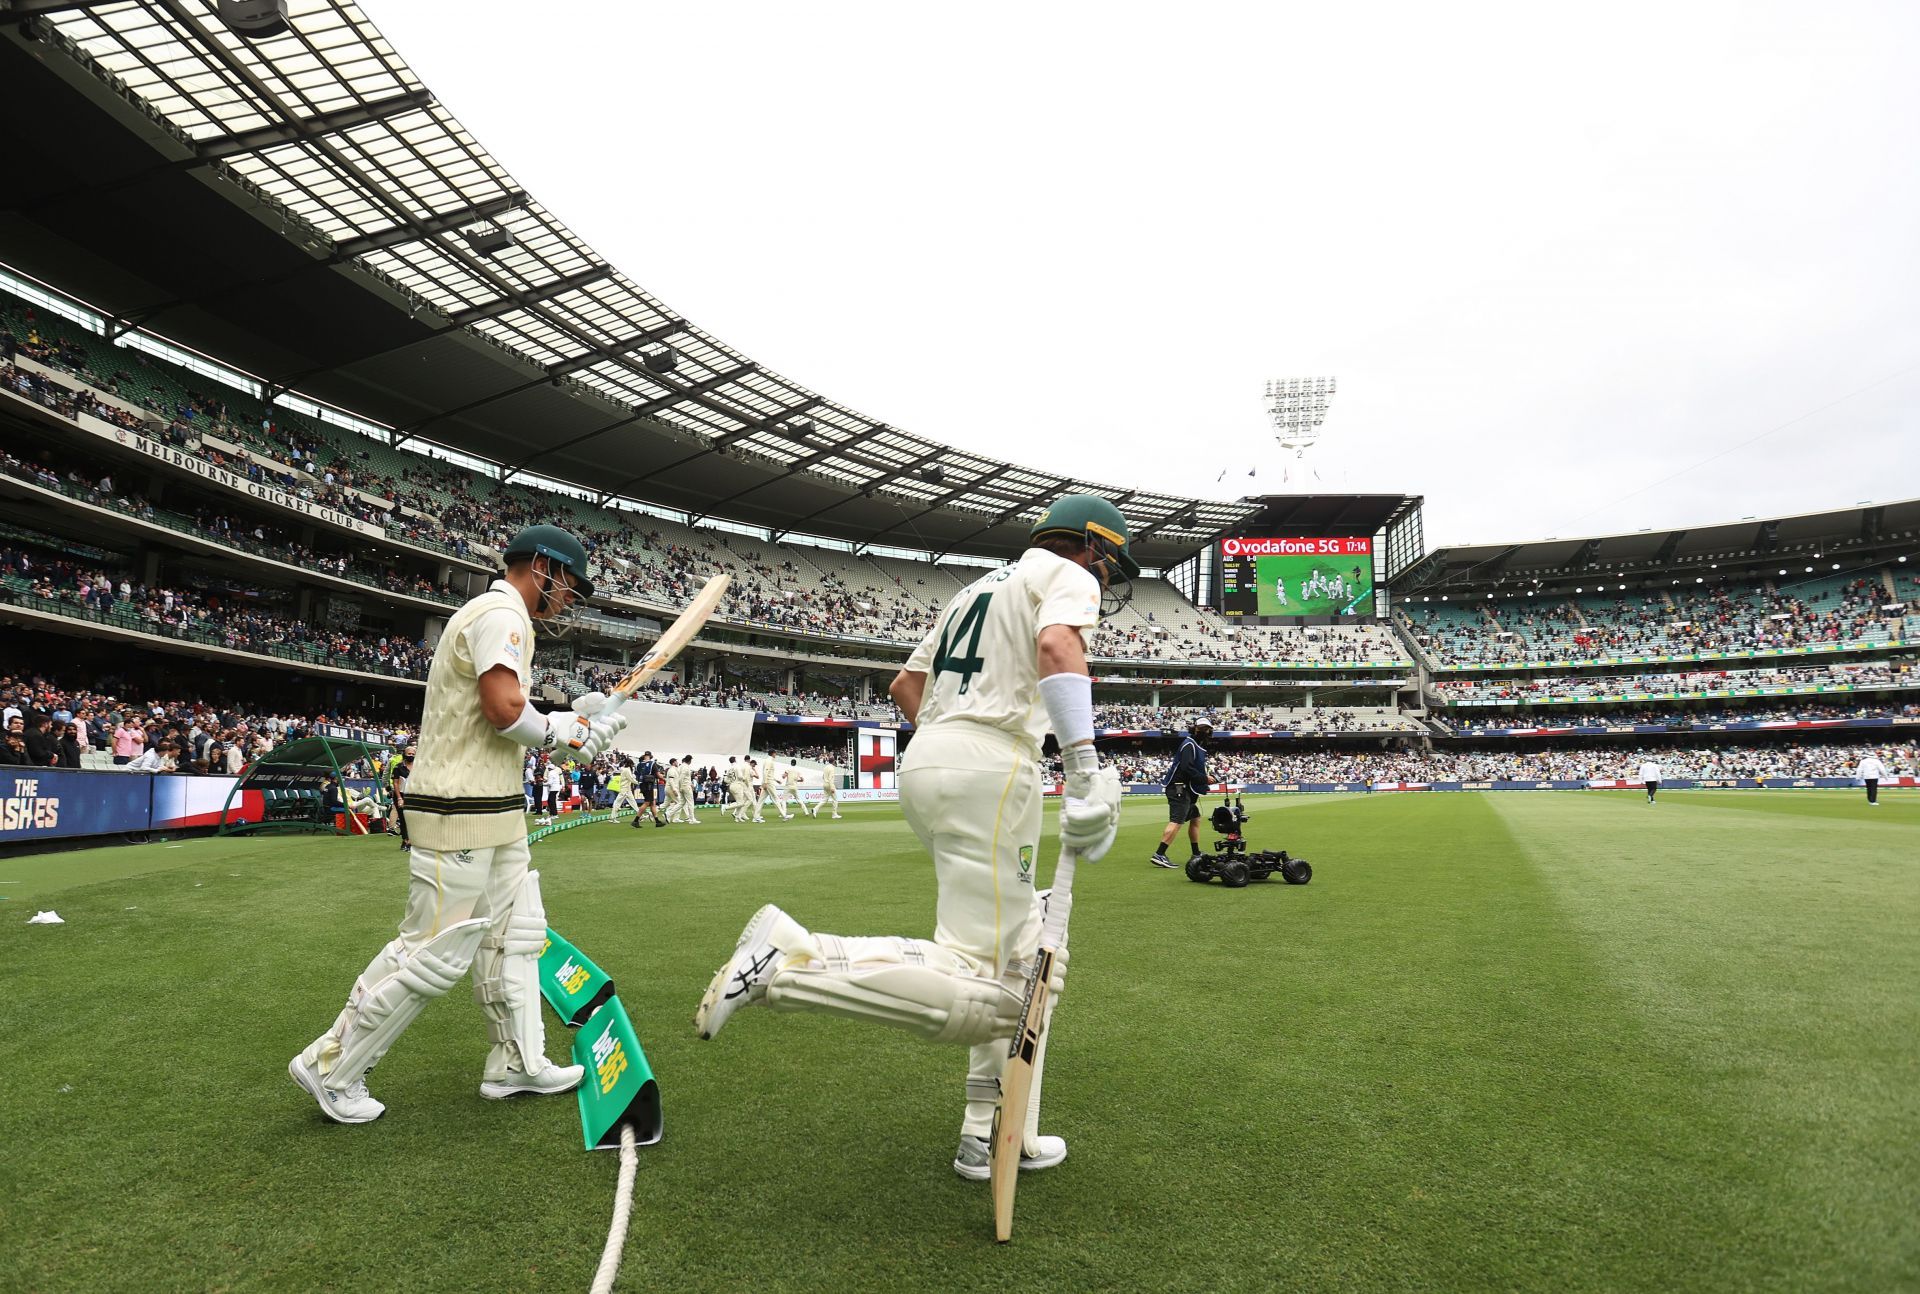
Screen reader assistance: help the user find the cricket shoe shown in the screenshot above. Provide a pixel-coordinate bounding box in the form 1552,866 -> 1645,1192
288,1054 -> 384,1124
951,1133 -> 1068,1180
1149,853 -> 1176,869
480,1061 -> 584,1100
695,904 -> 808,1040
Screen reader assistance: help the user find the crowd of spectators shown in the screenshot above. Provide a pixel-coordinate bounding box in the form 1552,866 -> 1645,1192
1091,702 -> 1422,733
1437,699 -> 1920,730
1092,742 -> 1913,786
0,670 -> 409,772
0,539 -> 432,679
1403,576 -> 1910,669
1433,658 -> 1915,704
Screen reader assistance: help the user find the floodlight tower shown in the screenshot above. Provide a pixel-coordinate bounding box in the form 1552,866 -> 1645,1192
1264,376 -> 1337,458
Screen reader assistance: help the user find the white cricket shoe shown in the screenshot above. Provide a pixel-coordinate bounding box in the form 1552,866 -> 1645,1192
951,1133 -> 1068,1180
480,1061 -> 584,1100
694,904 -> 807,1040
289,1054 -> 385,1124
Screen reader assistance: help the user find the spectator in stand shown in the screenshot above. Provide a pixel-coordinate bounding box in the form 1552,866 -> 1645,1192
51,718 -> 81,769
23,711 -> 57,767
112,715 -> 145,765
0,721 -> 29,765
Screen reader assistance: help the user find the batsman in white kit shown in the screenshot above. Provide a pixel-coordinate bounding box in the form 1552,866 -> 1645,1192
289,526 -> 628,1124
695,495 -> 1133,1179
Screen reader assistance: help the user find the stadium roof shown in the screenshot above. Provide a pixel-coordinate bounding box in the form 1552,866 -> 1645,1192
0,1 -> 1257,565
1396,497 -> 1920,594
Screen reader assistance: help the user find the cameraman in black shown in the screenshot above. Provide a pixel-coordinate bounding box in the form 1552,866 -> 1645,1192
1150,719 -> 1213,869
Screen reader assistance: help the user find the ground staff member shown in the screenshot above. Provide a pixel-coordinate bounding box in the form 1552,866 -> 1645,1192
289,526 -> 626,1125
1151,720 -> 1212,868
694,495 -> 1135,1181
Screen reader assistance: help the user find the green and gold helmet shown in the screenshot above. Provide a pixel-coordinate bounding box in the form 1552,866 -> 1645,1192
503,524 -> 594,600
1031,493 -> 1140,614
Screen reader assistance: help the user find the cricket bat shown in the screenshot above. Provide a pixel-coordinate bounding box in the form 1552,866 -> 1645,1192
990,844 -> 1076,1242
574,573 -> 731,715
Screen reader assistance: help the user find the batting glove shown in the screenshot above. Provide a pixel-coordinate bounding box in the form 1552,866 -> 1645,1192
1060,744 -> 1121,861
543,709 -> 627,763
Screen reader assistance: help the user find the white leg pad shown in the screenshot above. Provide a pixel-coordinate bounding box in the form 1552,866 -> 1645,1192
766,934 -> 1021,1045
304,916 -> 491,1090
473,869 -> 552,1081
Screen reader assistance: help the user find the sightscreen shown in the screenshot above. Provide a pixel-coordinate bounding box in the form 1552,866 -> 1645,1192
1218,536 -> 1375,617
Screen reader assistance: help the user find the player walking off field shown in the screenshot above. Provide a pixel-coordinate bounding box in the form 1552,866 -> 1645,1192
674,756 -> 701,823
771,758 -> 799,820
808,761 -> 843,818
289,526 -> 627,1124
608,761 -> 643,822
1639,757 -> 1662,804
694,494 -> 1133,1179
724,757 -> 753,822
1151,720 -> 1212,868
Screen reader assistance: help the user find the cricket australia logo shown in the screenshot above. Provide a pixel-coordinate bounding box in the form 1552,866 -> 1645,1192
1018,845 -> 1034,886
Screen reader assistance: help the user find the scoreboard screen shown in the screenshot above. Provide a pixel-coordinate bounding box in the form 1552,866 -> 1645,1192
1219,536 -> 1375,618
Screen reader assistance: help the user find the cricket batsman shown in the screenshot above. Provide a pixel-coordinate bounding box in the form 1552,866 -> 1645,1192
694,495 -> 1133,1179
289,526 -> 628,1124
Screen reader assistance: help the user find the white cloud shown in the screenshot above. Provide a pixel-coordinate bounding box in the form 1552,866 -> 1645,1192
371,0 -> 1920,547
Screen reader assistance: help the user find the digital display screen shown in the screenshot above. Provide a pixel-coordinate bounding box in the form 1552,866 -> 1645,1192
1219,536 -> 1375,617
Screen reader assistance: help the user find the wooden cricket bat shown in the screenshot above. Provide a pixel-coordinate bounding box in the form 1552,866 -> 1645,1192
603,572 -> 731,704
991,845 -> 1077,1242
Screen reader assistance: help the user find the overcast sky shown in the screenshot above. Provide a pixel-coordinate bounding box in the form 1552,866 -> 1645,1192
372,1 -> 1920,548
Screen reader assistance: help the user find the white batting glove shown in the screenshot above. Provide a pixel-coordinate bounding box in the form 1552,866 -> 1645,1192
570,690 -> 613,717
543,709 -> 627,763
1060,745 -> 1120,861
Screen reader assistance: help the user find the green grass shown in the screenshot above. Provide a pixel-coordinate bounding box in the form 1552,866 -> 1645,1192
3,791 -> 1916,1293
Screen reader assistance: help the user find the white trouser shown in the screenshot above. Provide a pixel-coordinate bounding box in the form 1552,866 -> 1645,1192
611,790 -> 642,819
901,724 -> 1047,1140
662,783 -> 684,820
729,784 -> 753,819
772,787 -> 792,815
301,837 -> 548,1088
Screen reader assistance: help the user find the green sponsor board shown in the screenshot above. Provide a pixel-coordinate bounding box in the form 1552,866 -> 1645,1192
540,928 -> 616,1027
573,995 -> 662,1151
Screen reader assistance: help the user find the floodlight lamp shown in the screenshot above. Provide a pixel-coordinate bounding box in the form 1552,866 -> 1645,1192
1831,563 -> 1840,570
1778,569 -> 1786,576
1695,578 -> 1703,583
1805,567 -> 1813,573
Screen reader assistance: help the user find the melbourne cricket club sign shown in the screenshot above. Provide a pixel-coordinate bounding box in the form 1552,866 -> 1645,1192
66,406 -> 384,538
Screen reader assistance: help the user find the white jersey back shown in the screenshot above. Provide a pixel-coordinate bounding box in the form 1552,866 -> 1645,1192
905,547 -> 1101,752
1638,761 -> 1661,782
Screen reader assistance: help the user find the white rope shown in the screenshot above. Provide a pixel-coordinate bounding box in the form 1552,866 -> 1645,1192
588,1123 -> 638,1294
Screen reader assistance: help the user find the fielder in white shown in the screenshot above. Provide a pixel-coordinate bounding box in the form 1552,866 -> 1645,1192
724,757 -> 754,822
289,526 -> 627,1124
607,761 -> 645,823
815,762 -> 843,819
750,757 -> 770,823
694,495 -> 1133,1180
674,757 -> 701,824
771,758 -> 800,820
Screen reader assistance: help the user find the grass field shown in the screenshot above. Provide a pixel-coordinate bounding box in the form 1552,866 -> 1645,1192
3,790 -> 1917,1293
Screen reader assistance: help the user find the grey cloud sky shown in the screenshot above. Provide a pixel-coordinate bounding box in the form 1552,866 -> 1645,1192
373,0 -> 1920,548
